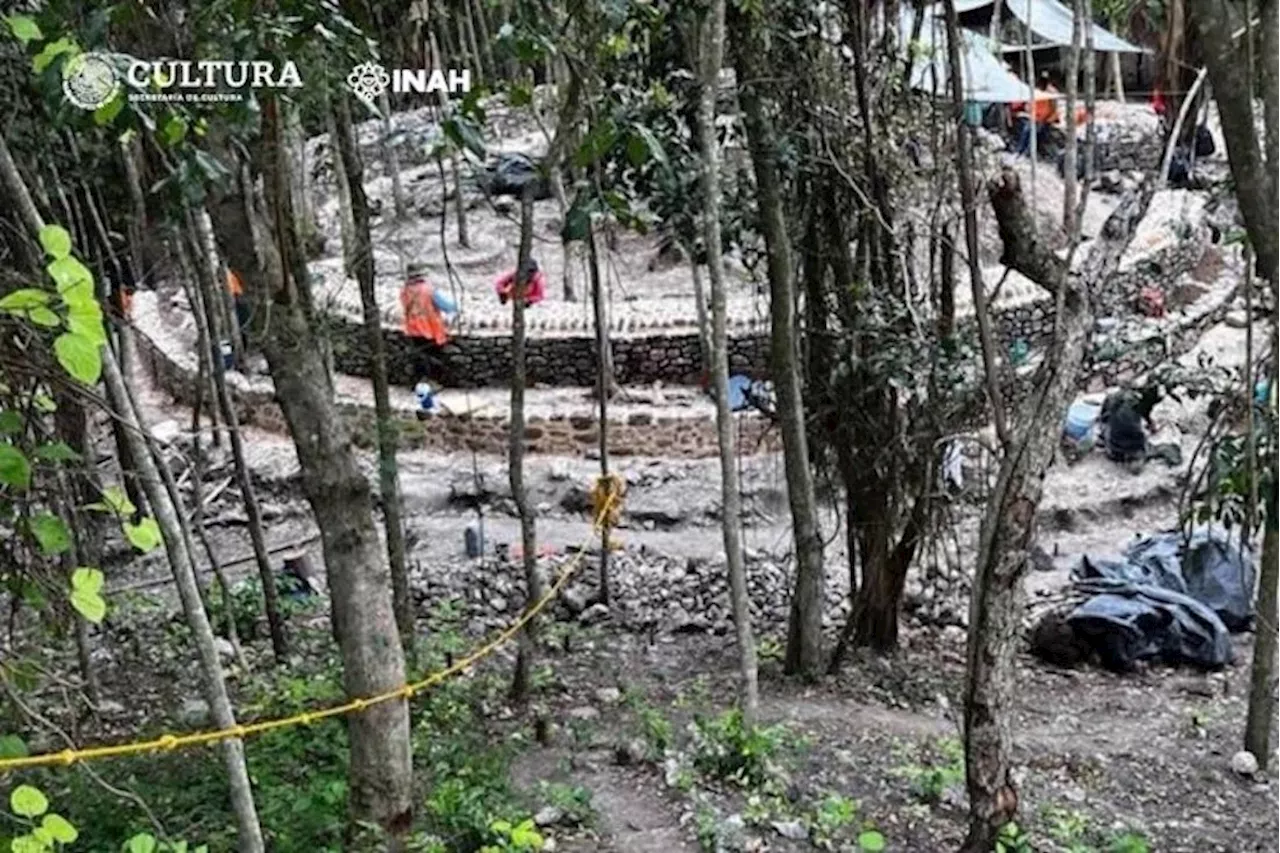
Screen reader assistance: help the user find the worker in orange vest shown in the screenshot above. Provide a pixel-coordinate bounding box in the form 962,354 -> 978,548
400,261 -> 457,387
227,268 -> 250,337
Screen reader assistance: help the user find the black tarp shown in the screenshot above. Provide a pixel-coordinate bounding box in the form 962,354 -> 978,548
1046,527 -> 1255,671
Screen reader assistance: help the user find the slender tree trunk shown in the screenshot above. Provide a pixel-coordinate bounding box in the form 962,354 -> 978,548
325,98 -> 358,278
285,103 -> 319,251
698,0 -> 758,721
377,90 -> 408,220
429,32 -> 470,249
587,224 -> 611,604
120,137 -> 147,289
1110,51 -> 1125,101
334,92 -> 415,657
462,0 -> 487,82
183,219 -> 290,661
687,259 -> 711,379
510,188 -> 541,703
103,353 -> 265,852
1245,478 -> 1278,767
729,3 -> 824,679
206,100 -> 414,837
471,0 -> 497,82
1063,1 -> 1083,232
959,172 -> 1154,851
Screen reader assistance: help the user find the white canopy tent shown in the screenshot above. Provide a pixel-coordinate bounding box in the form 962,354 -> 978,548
901,6 -> 1051,103
952,0 -> 1149,53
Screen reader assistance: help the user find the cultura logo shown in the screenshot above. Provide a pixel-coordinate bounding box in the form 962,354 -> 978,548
347,61 -> 391,101
60,53 -> 303,110
62,51 -> 121,110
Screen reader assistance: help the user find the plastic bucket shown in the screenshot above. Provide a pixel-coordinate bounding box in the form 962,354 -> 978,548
1063,398 -> 1101,442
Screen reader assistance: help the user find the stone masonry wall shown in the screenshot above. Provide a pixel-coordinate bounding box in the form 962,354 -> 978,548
134,331 -> 779,460
328,319 -> 769,389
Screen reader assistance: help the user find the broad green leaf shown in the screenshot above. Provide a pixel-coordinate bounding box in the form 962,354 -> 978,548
28,306 -> 59,327
124,517 -> 162,552
0,289 -> 52,311
0,735 -> 28,758
626,134 -> 647,168
46,257 -> 93,293
0,412 -> 21,435
38,225 -> 72,260
11,835 -> 45,853
67,299 -> 105,346
32,37 -> 77,74
857,830 -> 886,852
54,332 -> 102,385
10,784 -> 48,818
70,584 -> 106,624
71,567 -> 103,594
40,814 -> 77,844
0,444 -> 31,490
562,202 -> 591,243
87,485 -> 134,516
31,824 -> 53,845
632,124 -> 671,172
29,512 -> 70,556
35,441 -> 79,463
5,15 -> 42,44
94,92 -> 124,125
127,833 -> 158,853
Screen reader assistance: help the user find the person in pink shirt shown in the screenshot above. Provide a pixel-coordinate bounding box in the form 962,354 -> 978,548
494,257 -> 546,307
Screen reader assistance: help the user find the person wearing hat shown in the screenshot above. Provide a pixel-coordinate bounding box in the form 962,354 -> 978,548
400,261 -> 457,392
494,256 -> 546,307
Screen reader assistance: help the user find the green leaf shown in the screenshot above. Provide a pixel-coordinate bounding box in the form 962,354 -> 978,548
70,573 -> 106,625
161,114 -> 188,146
29,306 -> 60,327
857,830 -> 886,852
0,411 -> 21,435
124,517 -> 162,552
40,814 -> 77,844
10,784 -> 48,818
508,81 -> 533,107
632,124 -> 671,172
87,485 -> 135,516
5,15 -> 42,44
35,441 -> 79,463
11,835 -> 45,853
0,289 -> 52,311
442,116 -> 485,158
54,332 -> 102,385
66,298 -> 105,346
32,394 -> 55,414
46,257 -> 93,292
94,92 -> 125,125
562,201 -> 591,243
126,834 -> 158,853
0,444 -> 31,490
38,225 -> 72,260
30,512 -> 70,556
0,735 -> 28,759
32,37 -> 77,74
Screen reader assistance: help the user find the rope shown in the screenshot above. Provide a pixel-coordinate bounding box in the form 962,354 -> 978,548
0,493 -> 618,773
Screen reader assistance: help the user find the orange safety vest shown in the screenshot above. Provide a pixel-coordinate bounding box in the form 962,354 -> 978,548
401,278 -> 449,346
227,269 -> 244,298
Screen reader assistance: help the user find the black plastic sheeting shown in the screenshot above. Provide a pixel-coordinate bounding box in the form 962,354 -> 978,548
1061,527 -> 1256,671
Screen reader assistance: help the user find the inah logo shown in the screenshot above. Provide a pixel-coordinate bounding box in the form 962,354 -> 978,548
62,52 -> 120,110
347,62 -> 391,101
346,61 -> 471,100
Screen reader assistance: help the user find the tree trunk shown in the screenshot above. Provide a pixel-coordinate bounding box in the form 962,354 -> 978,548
194,208 -> 242,365
690,259 -> 711,379
1245,481 -> 1278,767
325,99 -> 358,278
206,99 -> 414,837
587,224 -> 612,604
1063,0 -> 1083,233
462,0 -> 487,82
334,92 -> 415,657
377,90 -> 408,221
103,353 -> 265,852
184,214 -> 289,662
286,103 -> 319,249
728,4 -> 824,679
959,171 -> 1154,851
698,0 -> 758,721
509,188 -> 541,703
